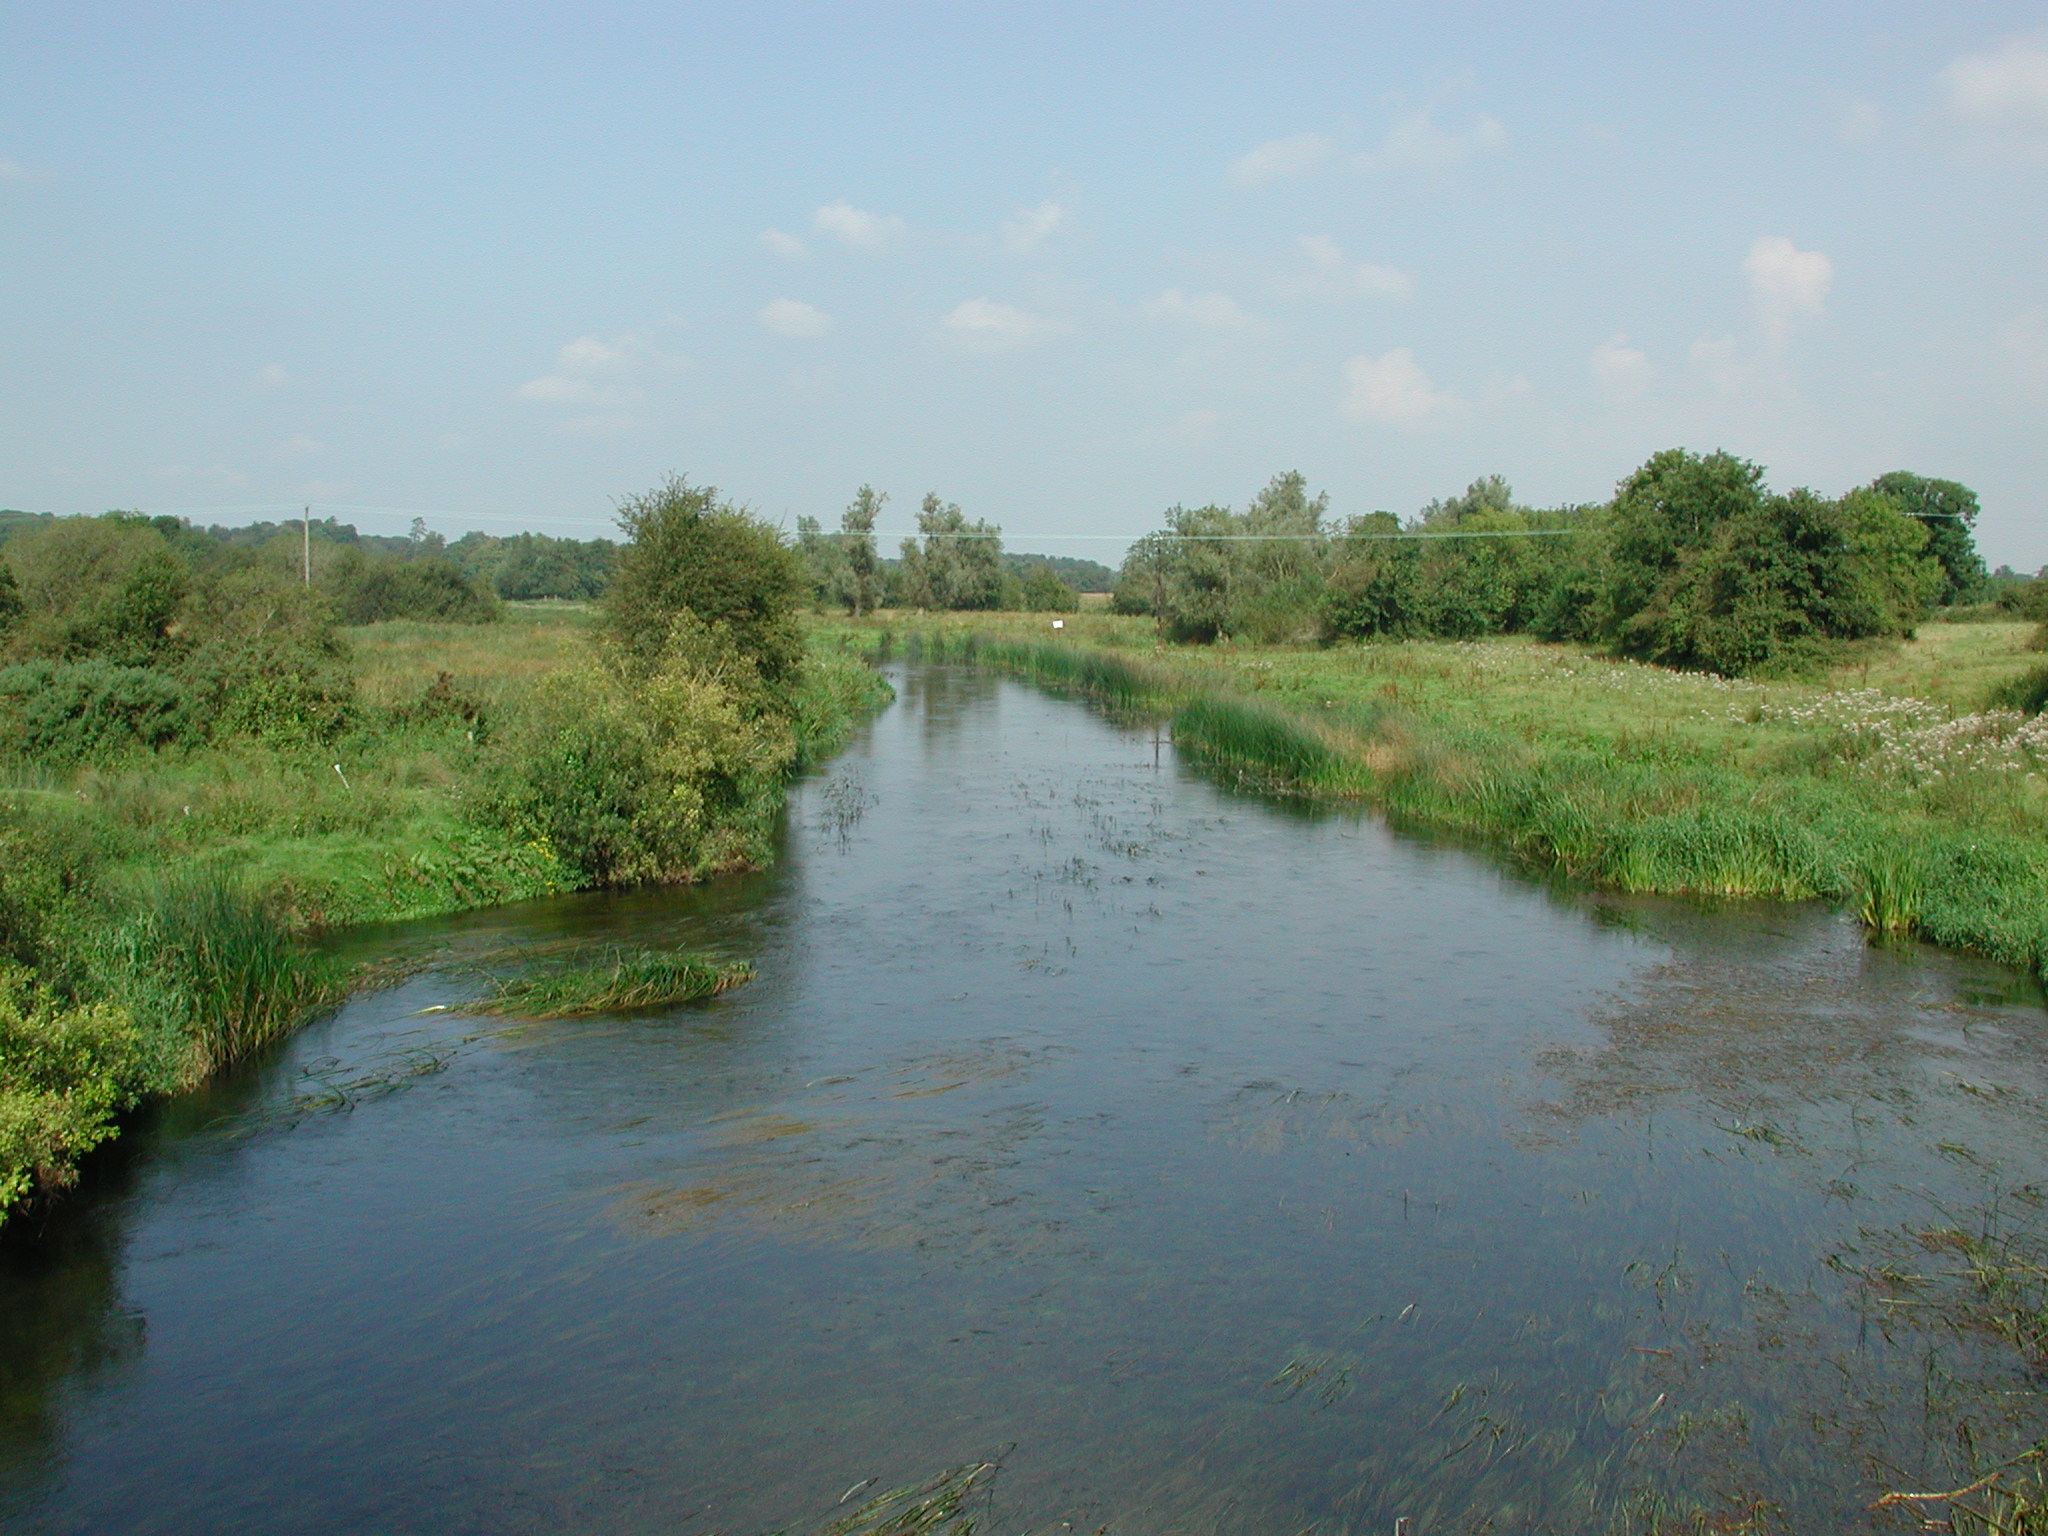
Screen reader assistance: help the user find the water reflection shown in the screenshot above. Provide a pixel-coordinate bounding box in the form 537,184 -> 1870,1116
0,665 -> 2043,1534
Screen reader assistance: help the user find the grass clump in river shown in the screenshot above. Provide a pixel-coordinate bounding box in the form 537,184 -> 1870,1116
472,945 -> 753,1018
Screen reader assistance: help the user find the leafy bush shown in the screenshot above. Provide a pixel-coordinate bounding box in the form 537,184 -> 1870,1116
0,968 -> 139,1210
603,476 -> 806,687
4,515 -> 188,665
328,549 -> 500,625
485,643 -> 796,886
0,660 -> 198,760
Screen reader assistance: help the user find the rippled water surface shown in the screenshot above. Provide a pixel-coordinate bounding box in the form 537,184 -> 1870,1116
5,664 -> 2048,1534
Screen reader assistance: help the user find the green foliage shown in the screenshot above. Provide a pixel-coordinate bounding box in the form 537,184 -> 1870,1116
899,494 -> 1005,610
0,661 -> 197,760
1987,662 -> 2048,715
0,561 -> 21,639
1019,564 -> 1080,613
445,530 -> 615,601
484,638 -> 797,886
1602,451 -> 1941,676
327,548 -> 500,625
1870,470 -> 1986,605
0,968 -> 139,1211
1114,472 -> 1331,643
471,945 -> 752,1017
603,476 -> 807,687
838,486 -> 886,617
4,515 -> 189,666
1003,552 -> 1115,593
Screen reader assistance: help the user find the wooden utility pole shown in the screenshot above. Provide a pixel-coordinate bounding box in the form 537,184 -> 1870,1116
302,505 -> 311,586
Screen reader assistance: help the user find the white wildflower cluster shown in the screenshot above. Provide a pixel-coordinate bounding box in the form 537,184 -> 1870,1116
1754,688 -> 2048,781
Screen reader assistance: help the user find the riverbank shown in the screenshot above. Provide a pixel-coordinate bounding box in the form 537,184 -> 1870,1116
833,611 -> 2048,980
0,604 -> 890,1223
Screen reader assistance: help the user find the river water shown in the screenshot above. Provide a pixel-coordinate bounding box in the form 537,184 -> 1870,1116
5,664 -> 2048,1534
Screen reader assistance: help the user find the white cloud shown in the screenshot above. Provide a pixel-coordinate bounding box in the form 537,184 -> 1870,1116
1590,334 -> 1653,398
759,298 -> 832,339
760,228 -> 809,259
1143,288 -> 1263,332
1942,35 -> 2048,122
1296,236 -> 1413,300
1744,236 -> 1833,342
253,363 -> 290,389
814,201 -> 905,251
1356,113 -> 1507,174
1227,132 -> 1334,189
1000,200 -> 1070,254
514,331 -> 680,420
941,298 -> 1052,351
275,433 -> 325,459
1340,348 -> 1461,428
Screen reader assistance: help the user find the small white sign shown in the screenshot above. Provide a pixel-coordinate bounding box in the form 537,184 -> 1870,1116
1051,619 -> 1065,629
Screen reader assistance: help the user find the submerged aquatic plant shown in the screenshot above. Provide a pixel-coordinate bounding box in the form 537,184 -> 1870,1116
471,945 -> 752,1017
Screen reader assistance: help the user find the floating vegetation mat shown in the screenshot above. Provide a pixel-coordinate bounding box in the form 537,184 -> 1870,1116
469,945 -> 754,1018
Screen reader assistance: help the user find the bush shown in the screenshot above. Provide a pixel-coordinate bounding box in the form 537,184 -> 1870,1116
0,660 -> 198,760
486,643 -> 795,886
0,967 -> 140,1210
328,550 -> 500,625
603,476 -> 806,687
4,515 -> 188,665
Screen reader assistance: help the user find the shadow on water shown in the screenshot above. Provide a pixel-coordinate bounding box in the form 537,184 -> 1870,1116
3,663 -> 2047,1535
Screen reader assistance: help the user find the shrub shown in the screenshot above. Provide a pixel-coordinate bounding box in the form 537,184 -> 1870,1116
4,515 -> 188,665
328,550 -> 500,624
0,660 -> 198,760
0,967 -> 140,1210
486,645 -> 795,886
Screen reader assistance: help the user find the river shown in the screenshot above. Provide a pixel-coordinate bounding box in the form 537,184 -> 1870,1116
4,663 -> 2046,1534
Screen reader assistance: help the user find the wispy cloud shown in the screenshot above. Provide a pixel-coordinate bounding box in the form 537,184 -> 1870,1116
1942,35 -> 2048,123
1142,288 -> 1264,332
759,228 -> 809,259
941,298 -> 1054,351
1340,348 -> 1461,428
253,363 -> 291,389
1590,334 -> 1652,399
758,298 -> 832,338
514,331 -> 682,432
1355,112 -> 1507,174
814,201 -> 906,251
1227,132 -> 1334,189
1294,236 -> 1412,300
1000,200 -> 1070,254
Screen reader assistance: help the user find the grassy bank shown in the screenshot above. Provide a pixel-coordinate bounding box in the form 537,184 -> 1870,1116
0,604 -> 890,1224
841,612 -> 2048,979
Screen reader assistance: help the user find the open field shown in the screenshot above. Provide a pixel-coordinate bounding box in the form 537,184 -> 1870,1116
831,611 -> 2048,978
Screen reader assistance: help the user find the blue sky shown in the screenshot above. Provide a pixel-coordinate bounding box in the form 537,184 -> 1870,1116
3,3 -> 2044,565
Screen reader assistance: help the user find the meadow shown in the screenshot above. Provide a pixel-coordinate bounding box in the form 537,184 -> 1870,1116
835,611 -> 2048,979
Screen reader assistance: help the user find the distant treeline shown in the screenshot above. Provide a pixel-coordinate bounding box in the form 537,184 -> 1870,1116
1108,452 -> 2009,677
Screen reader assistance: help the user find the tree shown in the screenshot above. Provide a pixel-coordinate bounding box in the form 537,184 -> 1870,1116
602,476 -> 806,689
1868,472 -> 1985,605
795,516 -> 847,611
4,514 -> 190,666
903,494 -> 1004,610
1020,565 -> 1079,613
838,486 -> 885,616
1600,449 -> 1769,659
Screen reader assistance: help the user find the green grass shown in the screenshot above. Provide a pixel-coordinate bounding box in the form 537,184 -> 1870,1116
470,945 -> 753,1017
0,606 -> 890,1223
850,613 -> 2048,979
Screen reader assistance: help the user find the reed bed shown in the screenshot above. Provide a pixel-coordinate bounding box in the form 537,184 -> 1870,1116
470,945 -> 754,1018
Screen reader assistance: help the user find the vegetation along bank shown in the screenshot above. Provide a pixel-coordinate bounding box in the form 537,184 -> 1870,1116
0,478 -> 890,1226
842,446 -> 2048,987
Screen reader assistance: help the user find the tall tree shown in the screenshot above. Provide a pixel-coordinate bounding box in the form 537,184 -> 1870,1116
1868,471 -> 1986,605
838,486 -> 885,616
